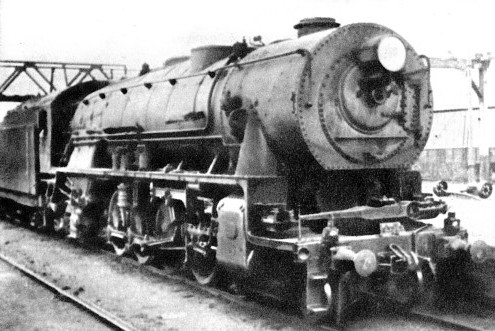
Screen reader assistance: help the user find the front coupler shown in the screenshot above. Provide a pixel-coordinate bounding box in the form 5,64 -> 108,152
317,210 -> 491,322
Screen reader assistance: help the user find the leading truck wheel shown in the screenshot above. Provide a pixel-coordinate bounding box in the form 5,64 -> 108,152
327,270 -> 359,326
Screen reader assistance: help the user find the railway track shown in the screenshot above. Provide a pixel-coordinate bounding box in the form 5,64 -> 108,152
0,251 -> 139,331
1,219 -> 494,331
90,243 -> 339,331
0,219 -> 334,331
94,244 -> 493,331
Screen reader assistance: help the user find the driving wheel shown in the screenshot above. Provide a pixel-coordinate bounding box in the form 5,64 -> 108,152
188,242 -> 217,285
107,191 -> 128,256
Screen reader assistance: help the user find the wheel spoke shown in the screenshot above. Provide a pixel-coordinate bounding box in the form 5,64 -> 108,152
155,194 -> 182,242
107,190 -> 129,256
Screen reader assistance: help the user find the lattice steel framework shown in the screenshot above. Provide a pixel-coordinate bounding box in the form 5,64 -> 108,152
0,60 -> 128,102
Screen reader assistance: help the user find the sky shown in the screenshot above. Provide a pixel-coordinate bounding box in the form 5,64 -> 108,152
0,0 -> 494,111
1,0 -> 494,67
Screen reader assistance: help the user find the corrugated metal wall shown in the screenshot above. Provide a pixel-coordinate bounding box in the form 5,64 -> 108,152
414,108 -> 495,181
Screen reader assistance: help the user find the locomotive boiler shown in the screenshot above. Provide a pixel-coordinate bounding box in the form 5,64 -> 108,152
1,17 -> 490,323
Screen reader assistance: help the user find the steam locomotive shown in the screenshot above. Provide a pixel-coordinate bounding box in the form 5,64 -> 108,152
0,17 -> 489,323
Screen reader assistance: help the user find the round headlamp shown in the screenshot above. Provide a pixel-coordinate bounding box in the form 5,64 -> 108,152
377,36 -> 406,72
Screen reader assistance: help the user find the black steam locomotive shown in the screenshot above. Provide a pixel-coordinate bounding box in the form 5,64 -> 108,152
0,17 -> 488,323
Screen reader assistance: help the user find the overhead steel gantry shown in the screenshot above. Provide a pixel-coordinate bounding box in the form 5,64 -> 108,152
430,55 -> 491,100
0,60 -> 128,102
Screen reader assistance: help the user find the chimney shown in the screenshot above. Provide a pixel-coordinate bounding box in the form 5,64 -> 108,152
294,17 -> 340,38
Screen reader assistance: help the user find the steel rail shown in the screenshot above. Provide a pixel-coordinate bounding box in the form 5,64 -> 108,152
0,252 -> 139,331
409,309 -> 488,331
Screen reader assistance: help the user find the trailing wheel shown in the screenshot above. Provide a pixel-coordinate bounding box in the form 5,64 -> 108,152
327,270 -> 359,326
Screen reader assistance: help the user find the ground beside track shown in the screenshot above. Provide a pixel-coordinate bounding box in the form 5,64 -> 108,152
0,222 -> 457,331
0,257 -> 113,331
0,222 -> 323,331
